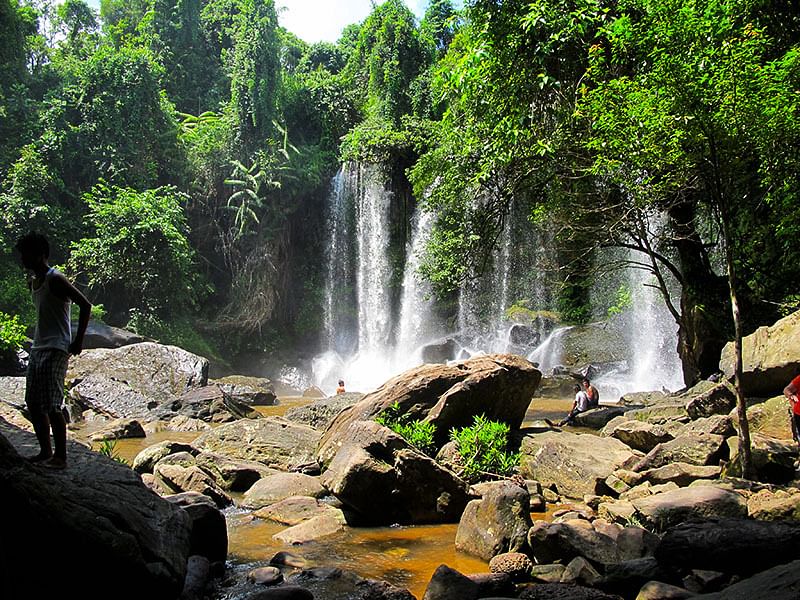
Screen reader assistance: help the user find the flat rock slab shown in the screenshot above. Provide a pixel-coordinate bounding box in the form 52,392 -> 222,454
519,431 -> 638,498
632,486 -> 747,530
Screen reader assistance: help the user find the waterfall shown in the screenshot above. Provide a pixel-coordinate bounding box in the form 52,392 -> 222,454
396,208 -> 441,358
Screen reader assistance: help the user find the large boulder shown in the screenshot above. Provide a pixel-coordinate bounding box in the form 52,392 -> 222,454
696,559 -> 800,600
66,342 -> 209,420
318,354 -> 541,461
193,416 -> 321,471
632,487 -> 747,530
165,491 -> 228,564
519,431 -> 639,498
284,392 -> 364,430
685,383 -> 736,420
319,420 -> 470,525
723,433 -> 799,483
744,395 -> 795,440
0,417 -> 191,599
602,419 -> 674,453
719,309 -> 800,397
655,518 -> 800,576
73,320 -> 147,349
633,433 -> 727,472
149,384 -> 261,423
212,375 -> 277,406
573,406 -> 629,430
455,480 -> 532,560
241,472 -> 327,510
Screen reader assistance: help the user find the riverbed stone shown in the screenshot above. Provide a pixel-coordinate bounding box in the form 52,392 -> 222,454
132,439 -> 198,473
634,581 -> 695,600
319,419 -> 470,525
561,556 -> 602,587
655,518 -> 800,575
695,559 -> 800,600
744,395 -> 795,439
149,383 -> 261,423
89,417 -> 146,441
517,582 -> 622,599
283,392 -> 364,430
0,418 -> 192,599
624,402 -> 689,425
489,552 -> 533,580
747,488 -> 800,520
248,566 -> 283,585
242,472 -> 327,509
573,406 -> 629,429
638,462 -> 722,487
618,390 -> 668,407
723,433 -> 799,483
255,495 -> 342,525
603,420 -> 673,453
719,309 -> 800,397
287,567 -> 415,600
272,511 -> 346,544
422,564 -> 480,600
195,451 -> 276,491
68,341 -> 208,407
318,354 -> 541,461
154,462 -> 233,507
685,382 -> 736,419
194,416 -> 321,471
669,414 -> 736,438
214,375 -> 277,406
519,430 -> 639,498
165,491 -> 228,563
633,433 -> 727,472
455,480 -> 532,560
632,487 -> 747,530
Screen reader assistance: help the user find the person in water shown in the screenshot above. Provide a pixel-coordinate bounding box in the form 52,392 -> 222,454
16,233 -> 91,469
336,379 -> 346,394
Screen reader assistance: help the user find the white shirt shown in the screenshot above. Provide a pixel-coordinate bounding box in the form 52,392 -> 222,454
575,390 -> 590,412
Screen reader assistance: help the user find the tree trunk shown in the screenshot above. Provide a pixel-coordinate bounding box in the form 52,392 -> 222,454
667,197 -> 731,385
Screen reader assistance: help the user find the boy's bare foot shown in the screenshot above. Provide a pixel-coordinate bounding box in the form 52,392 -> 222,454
543,419 -> 556,428
39,457 -> 67,470
27,453 -> 53,463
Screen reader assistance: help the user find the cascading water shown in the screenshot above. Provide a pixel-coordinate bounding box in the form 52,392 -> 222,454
313,163 -> 685,399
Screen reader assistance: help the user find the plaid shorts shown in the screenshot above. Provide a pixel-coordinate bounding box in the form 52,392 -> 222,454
25,348 -> 69,415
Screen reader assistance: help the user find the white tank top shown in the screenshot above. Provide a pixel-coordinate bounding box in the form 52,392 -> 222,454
32,267 -> 72,352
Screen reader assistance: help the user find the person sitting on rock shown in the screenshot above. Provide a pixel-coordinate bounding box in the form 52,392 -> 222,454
549,384 -> 589,427
336,379 -> 346,395
583,377 -> 599,408
783,374 -> 800,445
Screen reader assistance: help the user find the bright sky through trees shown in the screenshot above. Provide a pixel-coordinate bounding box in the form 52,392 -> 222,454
77,0 -> 463,43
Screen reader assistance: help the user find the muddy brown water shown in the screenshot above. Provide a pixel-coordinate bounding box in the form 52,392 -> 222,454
85,395 -> 577,597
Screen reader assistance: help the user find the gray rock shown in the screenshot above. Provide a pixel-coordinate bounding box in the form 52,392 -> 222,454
561,556 -> 602,586
655,518 -> 800,575
150,384 -> 261,423
248,566 -> 283,585
195,452 -> 276,491
0,418 -> 191,599
74,321 -> 146,349
634,433 -> 727,472
634,581 -> 695,600
638,462 -> 722,487
723,433 -> 799,483
420,338 -> 458,364
132,440 -> 198,474
254,495 -> 342,525
89,417 -> 146,441
633,487 -> 747,530
320,420 -> 470,525
573,406 -> 629,429
242,472 -> 327,510
685,383 -> 736,420
154,462 -> 233,507
747,488 -> 800,520
422,564 -> 479,600
283,392 -> 363,430
455,480 -> 532,560
519,430 -> 638,498
696,559 -> 800,600
272,511 -> 346,544
214,375 -> 277,406
719,309 -> 800,397
194,416 -> 321,471
604,420 -> 674,453
670,415 -> 736,438
287,567 -> 415,600
165,491 -> 228,563
517,582 -> 623,599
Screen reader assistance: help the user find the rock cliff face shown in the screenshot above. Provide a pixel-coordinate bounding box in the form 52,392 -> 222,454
0,417 -> 192,600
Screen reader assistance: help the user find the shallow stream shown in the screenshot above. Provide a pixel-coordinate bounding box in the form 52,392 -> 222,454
94,396 -> 577,598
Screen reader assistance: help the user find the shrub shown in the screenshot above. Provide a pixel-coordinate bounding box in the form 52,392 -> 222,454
0,311 -> 27,353
375,401 -> 437,456
449,415 -> 520,483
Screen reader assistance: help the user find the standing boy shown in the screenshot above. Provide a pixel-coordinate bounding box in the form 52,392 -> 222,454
15,233 -> 91,469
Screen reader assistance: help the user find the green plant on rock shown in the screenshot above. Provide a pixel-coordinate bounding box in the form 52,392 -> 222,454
375,401 -> 437,456
96,439 -> 129,465
449,415 -> 519,483
0,311 -> 27,353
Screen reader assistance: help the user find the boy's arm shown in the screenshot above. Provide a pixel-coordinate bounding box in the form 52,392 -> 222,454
50,274 -> 92,355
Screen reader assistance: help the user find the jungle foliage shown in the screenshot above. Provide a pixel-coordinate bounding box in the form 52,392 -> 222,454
0,0 -> 798,390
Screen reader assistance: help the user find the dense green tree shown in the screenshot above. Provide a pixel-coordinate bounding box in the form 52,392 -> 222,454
69,182 -> 197,322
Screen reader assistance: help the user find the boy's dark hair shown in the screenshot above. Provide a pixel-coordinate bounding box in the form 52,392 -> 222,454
15,232 -> 49,258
